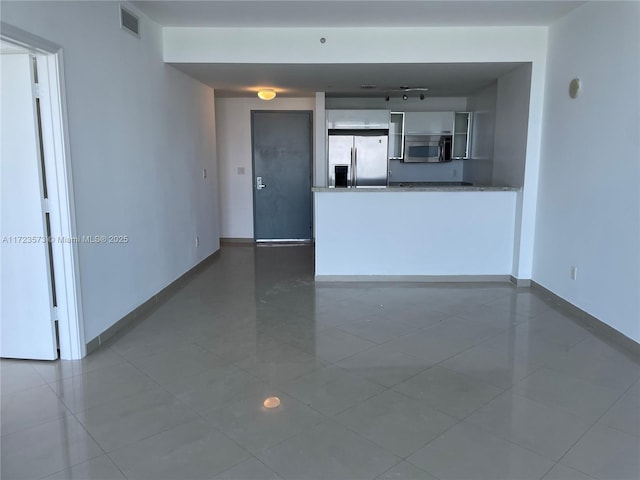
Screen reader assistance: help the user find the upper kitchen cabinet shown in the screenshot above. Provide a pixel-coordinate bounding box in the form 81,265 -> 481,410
452,112 -> 472,159
388,112 -> 405,159
326,109 -> 390,130
404,112 -> 454,135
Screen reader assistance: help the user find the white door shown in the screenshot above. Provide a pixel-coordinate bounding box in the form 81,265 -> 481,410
1,53 -> 58,360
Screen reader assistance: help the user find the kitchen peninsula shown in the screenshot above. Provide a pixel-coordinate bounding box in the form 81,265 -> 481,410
315,106 -> 526,281
313,184 -> 521,280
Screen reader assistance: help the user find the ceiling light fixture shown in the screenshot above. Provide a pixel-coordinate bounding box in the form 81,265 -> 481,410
257,89 -> 276,101
263,396 -> 281,408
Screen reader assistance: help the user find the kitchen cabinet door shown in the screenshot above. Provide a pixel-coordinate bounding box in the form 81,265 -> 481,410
389,112 -> 405,159
404,112 -> 454,134
452,112 -> 472,159
326,109 -> 390,130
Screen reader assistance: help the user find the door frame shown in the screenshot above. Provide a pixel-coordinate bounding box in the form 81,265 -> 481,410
2,23 -> 86,359
250,110 -> 314,243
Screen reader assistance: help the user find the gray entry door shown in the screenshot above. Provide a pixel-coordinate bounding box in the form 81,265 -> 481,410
252,111 -> 313,241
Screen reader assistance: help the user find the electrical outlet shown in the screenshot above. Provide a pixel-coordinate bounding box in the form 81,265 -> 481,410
237,167 -> 245,175
570,266 -> 578,280
202,169 -> 207,179
195,235 -> 200,247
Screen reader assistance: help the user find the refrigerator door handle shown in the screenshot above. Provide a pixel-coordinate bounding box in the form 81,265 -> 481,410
349,147 -> 353,186
353,147 -> 358,187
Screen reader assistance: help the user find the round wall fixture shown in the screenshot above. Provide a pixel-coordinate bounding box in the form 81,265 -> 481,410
569,78 -> 581,99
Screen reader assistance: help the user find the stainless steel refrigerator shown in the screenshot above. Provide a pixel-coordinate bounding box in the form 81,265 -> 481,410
328,130 -> 389,187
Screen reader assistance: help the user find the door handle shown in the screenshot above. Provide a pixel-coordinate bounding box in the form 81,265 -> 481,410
352,147 -> 358,187
256,176 -> 267,190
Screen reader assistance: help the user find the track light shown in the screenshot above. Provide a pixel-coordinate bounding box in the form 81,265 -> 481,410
385,89 -> 428,101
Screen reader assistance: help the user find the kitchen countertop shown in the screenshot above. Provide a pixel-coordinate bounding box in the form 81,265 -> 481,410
312,183 -> 521,192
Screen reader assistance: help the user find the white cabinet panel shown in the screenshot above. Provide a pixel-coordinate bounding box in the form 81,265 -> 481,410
326,109 -> 390,130
404,112 -> 454,134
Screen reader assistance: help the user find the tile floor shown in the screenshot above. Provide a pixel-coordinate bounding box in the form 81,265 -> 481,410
2,245 -> 639,480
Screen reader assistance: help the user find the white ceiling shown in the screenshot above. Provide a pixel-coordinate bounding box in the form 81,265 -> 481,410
171,62 -> 528,98
135,1 -> 583,98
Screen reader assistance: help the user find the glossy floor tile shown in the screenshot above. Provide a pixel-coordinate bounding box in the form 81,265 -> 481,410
560,424 -> 640,480
440,343 -> 543,389
406,422 -> 554,480
376,460 -> 438,480
465,391 -> 593,460
2,245 -> 639,479
281,365 -> 385,416
32,347 -> 127,384
257,420 -> 400,480
49,362 -> 160,414
204,390 -> 324,454
597,381 -> 639,437
0,360 -> 48,395
1,416 -> 103,480
75,387 -> 200,452
167,364 -> 272,414
392,365 -> 504,419
213,457 -> 283,480
540,463 -> 597,480
108,419 -> 250,479
336,342 -> 430,387
1,383 -> 70,435
511,367 -> 621,421
43,455 -> 126,480
334,389 -> 457,457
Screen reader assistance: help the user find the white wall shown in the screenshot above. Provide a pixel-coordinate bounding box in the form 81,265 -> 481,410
215,96 -> 315,239
493,64 -> 532,187
314,92 -> 326,187
1,2 -> 220,343
164,26 -> 547,65
534,1 -> 640,343
315,191 -> 517,277
464,82 -> 497,185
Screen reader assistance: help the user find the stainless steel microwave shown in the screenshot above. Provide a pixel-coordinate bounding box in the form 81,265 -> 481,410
403,134 -> 452,163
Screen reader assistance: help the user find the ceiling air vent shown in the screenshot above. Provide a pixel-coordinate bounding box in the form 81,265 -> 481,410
120,6 -> 140,38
